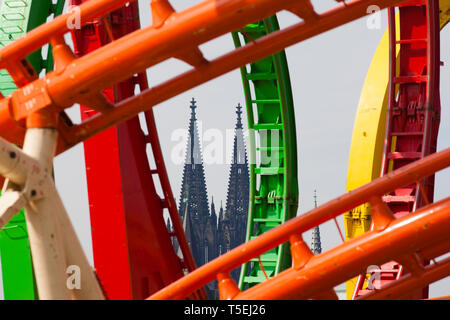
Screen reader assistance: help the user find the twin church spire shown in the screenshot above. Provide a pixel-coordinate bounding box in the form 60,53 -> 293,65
174,98 -> 323,298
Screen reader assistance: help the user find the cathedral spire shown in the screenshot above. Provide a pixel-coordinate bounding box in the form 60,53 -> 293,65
311,190 -> 322,254
224,104 -> 249,219
219,103 -> 250,283
190,97 -> 196,111
236,103 -> 243,129
178,98 -> 210,268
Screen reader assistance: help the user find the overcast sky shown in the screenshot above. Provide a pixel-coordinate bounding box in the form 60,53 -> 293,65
0,0 -> 448,299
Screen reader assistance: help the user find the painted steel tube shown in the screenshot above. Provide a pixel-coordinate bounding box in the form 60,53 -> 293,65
0,137 -> 35,185
21,129 -> 70,299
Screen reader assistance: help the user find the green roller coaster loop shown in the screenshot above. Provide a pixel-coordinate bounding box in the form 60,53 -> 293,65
233,16 -> 299,290
0,0 -> 65,300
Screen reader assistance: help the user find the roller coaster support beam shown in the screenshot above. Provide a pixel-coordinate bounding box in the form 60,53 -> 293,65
0,0 -> 409,149
0,0 -> 66,300
149,148 -> 450,300
0,127 -> 104,299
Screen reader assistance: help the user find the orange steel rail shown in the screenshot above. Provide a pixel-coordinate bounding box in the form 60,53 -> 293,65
426,295 -> 450,300
0,0 -> 409,150
149,148 -> 450,300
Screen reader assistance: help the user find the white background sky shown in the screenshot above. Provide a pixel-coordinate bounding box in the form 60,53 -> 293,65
0,0 -> 449,299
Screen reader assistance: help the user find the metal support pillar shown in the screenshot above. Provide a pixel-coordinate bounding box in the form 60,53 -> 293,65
0,130 -> 104,299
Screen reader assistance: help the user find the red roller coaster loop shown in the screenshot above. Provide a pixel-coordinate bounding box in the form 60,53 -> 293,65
69,0 -> 206,300
149,148 -> 450,300
0,0 -> 447,300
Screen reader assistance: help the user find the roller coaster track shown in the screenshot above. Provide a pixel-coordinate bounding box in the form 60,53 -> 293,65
0,0 -> 411,150
69,0 -> 205,300
0,0 -> 65,300
232,17 -> 298,289
150,149 -> 450,300
347,0 -> 448,299
356,0 -> 440,299
0,0 -> 446,299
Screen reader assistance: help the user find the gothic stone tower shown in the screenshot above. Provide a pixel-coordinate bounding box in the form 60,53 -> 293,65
218,104 -> 250,282
311,190 -> 322,254
177,98 -> 218,298
177,99 -> 217,264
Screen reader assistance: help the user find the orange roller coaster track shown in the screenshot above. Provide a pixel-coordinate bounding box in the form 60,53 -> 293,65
150,148 -> 450,300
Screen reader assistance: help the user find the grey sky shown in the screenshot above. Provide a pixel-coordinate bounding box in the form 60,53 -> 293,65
0,0 -> 448,299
